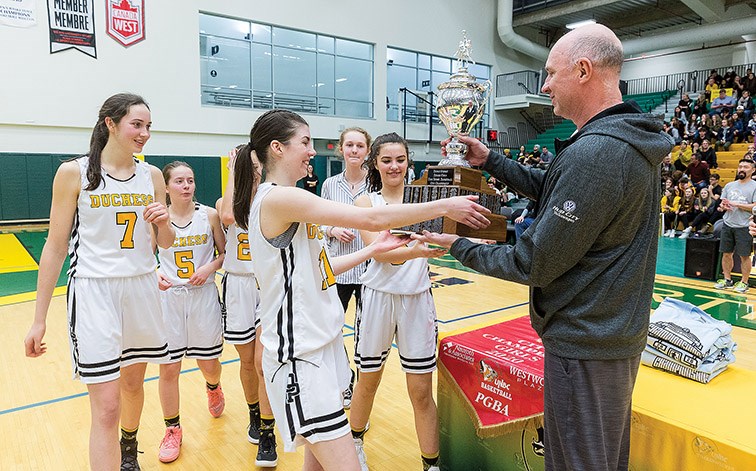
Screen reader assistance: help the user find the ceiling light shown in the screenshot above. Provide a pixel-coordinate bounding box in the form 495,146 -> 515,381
566,19 -> 596,30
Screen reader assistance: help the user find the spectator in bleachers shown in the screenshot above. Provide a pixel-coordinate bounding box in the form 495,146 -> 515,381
709,173 -> 723,200
710,89 -> 737,116
693,94 -> 708,116
671,117 -> 686,138
674,140 -> 692,171
723,68 -> 737,90
540,146 -> 554,167
708,69 -> 723,85
733,109 -> 747,143
513,199 -> 536,241
743,69 -> 756,97
673,106 -> 687,123
695,115 -> 713,144
517,145 -> 527,163
732,75 -> 744,99
680,187 -> 715,238
748,118 -> 756,143
678,93 -> 692,118
662,187 -> 681,236
677,176 -> 692,197
661,154 -> 674,181
502,148 -> 513,160
715,118 -> 735,151
744,144 -> 755,160
671,170 -> 684,188
700,139 -> 718,168
686,153 -> 710,191
737,91 -> 753,120
684,114 -> 699,142
671,187 -> 697,237
664,121 -> 681,145
705,77 -> 720,102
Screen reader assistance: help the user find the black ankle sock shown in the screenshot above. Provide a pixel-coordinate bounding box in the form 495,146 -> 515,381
260,415 -> 275,430
248,401 -> 260,415
422,453 -> 439,468
351,427 -> 367,440
164,414 -> 180,427
120,427 -> 138,443
206,382 -> 219,390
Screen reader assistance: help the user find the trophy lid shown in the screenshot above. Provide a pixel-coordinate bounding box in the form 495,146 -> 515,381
437,30 -> 481,89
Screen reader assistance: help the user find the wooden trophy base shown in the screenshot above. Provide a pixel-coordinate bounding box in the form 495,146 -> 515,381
399,166 -> 509,242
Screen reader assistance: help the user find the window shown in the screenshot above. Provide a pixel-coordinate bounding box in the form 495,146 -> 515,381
200,13 -> 374,118
386,46 -> 491,131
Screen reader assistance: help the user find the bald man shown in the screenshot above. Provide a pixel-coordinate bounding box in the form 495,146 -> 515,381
420,25 -> 674,470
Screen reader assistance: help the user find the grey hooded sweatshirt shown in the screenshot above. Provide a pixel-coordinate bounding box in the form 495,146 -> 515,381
451,102 -> 675,360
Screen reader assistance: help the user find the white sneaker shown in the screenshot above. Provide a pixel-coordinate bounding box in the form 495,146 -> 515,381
427,467 -> 440,471
679,229 -> 690,239
354,437 -> 368,471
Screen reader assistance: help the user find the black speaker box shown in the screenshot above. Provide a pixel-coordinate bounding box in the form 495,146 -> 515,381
684,238 -> 720,280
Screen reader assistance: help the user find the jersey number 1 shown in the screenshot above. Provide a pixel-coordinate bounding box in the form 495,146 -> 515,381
318,248 -> 336,290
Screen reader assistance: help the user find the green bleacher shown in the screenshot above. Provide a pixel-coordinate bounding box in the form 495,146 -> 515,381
524,90 -> 676,149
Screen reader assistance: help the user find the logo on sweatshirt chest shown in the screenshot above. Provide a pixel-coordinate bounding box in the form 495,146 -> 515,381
552,200 -> 580,223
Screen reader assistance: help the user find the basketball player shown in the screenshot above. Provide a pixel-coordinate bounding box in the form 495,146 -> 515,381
215,145 -> 278,467
350,133 -> 444,471
154,161 -> 226,463
24,93 -> 175,471
231,109 -> 490,470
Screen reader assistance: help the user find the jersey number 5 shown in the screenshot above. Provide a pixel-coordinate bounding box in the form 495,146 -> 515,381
318,248 -> 336,290
116,212 -> 137,249
175,250 -> 195,279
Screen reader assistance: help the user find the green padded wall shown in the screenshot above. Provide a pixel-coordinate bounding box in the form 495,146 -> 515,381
0,153 -> 70,221
0,153 -> 222,222
145,156 -> 222,208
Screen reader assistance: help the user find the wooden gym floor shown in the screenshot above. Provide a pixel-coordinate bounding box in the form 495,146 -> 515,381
0,230 -> 754,470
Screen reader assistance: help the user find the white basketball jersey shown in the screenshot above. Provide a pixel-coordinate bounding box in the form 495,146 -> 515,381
360,192 -> 431,295
222,222 -> 255,275
68,156 -> 156,278
158,203 -> 216,286
250,183 -> 344,363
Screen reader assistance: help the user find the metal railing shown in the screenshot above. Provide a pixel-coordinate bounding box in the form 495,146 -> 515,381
623,62 -> 756,97
495,70 -> 544,98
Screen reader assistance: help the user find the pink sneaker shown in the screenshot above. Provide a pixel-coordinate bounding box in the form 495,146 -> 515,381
158,425 -> 182,463
206,384 -> 225,418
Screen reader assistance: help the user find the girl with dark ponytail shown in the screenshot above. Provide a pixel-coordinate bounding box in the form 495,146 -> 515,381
25,93 -> 176,470
231,109 -> 490,469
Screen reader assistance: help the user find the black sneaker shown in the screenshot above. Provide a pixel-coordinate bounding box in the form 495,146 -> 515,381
120,440 -> 141,471
256,430 -> 278,467
247,409 -> 261,444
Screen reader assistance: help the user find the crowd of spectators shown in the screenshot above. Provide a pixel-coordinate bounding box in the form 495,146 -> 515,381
661,170 -> 723,238
663,67 -> 756,150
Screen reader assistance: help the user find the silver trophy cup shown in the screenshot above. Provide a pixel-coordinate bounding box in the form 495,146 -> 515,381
436,32 -> 492,167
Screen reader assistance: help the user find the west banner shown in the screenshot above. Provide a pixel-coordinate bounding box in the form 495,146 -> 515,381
106,0 -> 143,47
0,0 -> 36,27
46,0 -> 96,57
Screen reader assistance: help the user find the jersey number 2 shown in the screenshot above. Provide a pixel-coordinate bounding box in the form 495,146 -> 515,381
116,212 -> 137,249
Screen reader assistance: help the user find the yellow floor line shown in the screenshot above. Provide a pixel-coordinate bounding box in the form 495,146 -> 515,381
0,234 -> 38,274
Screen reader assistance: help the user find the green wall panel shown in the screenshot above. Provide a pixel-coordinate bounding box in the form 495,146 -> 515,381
0,153 -> 223,222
